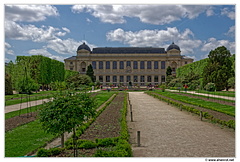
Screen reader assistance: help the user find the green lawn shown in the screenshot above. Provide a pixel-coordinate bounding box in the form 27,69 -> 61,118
152,91 -> 235,116
5,104 -> 42,120
5,120 -> 55,157
5,91 -> 116,157
195,90 -> 235,97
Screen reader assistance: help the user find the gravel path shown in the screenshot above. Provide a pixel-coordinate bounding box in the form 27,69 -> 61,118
5,89 -> 101,114
127,92 -> 235,157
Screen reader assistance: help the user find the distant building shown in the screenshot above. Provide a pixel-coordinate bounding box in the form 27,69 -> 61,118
64,42 -> 193,86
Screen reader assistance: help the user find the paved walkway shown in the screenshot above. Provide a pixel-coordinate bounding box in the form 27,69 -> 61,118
167,89 -> 235,101
127,92 -> 235,157
5,89 -> 102,114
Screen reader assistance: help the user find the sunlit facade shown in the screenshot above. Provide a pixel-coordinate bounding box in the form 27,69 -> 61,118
64,42 -> 193,86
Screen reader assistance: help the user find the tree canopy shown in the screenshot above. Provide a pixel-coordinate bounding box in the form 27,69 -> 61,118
203,46 -> 233,91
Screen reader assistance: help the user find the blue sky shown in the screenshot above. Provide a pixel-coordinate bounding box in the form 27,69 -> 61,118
4,3 -> 236,62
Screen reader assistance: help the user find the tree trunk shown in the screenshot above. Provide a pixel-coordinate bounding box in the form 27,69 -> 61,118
61,133 -> 64,148
73,128 -> 77,157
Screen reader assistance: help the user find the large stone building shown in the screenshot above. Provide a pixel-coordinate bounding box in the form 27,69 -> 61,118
64,42 -> 193,86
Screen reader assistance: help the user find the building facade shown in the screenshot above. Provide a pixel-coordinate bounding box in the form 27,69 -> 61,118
64,42 -> 193,86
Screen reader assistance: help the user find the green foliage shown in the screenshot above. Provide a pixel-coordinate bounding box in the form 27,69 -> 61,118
11,55 -> 65,92
66,74 -> 92,89
5,73 -> 13,95
166,66 -> 172,76
38,91 -> 97,135
204,83 -> 216,91
79,141 -> 98,149
203,46 -> 233,90
5,120 -> 55,157
50,81 -> 67,91
228,77 -> 235,89
86,64 -> 96,82
177,58 -> 209,78
37,148 -> 64,157
64,70 -> 78,81
160,83 -> 166,92
15,75 -> 39,94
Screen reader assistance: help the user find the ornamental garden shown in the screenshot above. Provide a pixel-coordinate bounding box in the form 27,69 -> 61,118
5,46 -> 235,157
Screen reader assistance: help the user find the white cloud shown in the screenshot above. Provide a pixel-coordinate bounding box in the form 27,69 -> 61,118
71,5 -> 212,25
5,5 -> 59,22
206,6 -> 215,16
62,27 -> 70,33
5,20 -> 68,42
106,27 -> 202,55
28,48 -> 66,62
221,7 -> 235,20
225,25 -> 235,38
201,37 -> 235,54
5,42 -> 14,55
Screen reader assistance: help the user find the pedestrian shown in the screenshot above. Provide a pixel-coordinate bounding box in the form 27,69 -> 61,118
184,84 -> 188,92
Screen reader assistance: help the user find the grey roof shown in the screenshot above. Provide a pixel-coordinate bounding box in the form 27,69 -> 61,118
77,42 -> 91,52
92,47 -> 166,54
65,56 -> 76,60
167,42 -> 180,51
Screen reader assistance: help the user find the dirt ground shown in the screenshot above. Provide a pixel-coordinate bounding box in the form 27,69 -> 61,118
5,112 -> 37,132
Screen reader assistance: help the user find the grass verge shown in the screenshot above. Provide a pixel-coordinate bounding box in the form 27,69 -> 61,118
5,91 -> 116,157
153,91 -> 235,116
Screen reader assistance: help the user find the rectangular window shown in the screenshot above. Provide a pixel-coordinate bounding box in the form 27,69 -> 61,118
99,61 -> 103,69
147,76 -> 151,82
161,61 -> 165,69
140,61 -> 145,69
127,76 -> 131,82
154,61 -> 158,69
106,76 -> 110,82
126,61 -> 131,67
113,61 -> 117,69
120,61 -> 124,69
134,76 -> 138,82
133,61 -> 138,69
147,61 -> 152,69
99,76 -> 103,82
161,75 -> 165,82
70,62 -> 73,64
106,61 -> 110,69
154,76 -> 158,82
113,76 -> 117,82
92,61 -> 96,69
140,75 -> 145,82
185,61 -> 188,64
70,67 -> 73,70
120,76 -> 124,82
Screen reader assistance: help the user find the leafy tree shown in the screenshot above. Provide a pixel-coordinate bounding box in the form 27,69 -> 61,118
5,73 -> 13,95
203,46 -> 233,91
66,74 -> 92,90
15,75 -> 39,94
86,64 -> 96,82
64,70 -> 78,81
166,66 -> 172,76
38,91 -> 97,156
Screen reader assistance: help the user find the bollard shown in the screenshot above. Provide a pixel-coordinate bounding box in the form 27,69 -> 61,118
137,131 -> 141,147
130,104 -> 132,112
200,111 -> 203,121
180,105 -> 182,111
131,111 -> 133,122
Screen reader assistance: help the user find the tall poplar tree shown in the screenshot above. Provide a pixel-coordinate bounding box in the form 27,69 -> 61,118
86,64 -> 96,82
